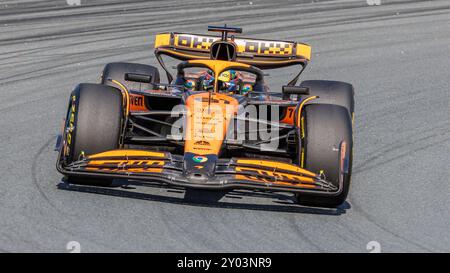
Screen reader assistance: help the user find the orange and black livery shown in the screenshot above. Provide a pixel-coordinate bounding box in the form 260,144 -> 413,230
56,26 -> 354,208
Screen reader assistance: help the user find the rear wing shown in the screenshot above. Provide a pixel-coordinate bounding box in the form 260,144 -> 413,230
154,31 -> 311,84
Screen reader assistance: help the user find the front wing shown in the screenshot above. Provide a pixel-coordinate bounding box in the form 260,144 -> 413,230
57,149 -> 343,196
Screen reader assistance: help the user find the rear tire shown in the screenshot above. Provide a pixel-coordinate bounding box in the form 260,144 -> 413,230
296,104 -> 353,208
65,83 -> 123,186
101,62 -> 160,91
299,80 -> 354,118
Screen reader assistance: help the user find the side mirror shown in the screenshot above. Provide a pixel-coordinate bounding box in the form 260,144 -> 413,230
282,85 -> 309,100
124,73 -> 152,83
282,85 -> 310,96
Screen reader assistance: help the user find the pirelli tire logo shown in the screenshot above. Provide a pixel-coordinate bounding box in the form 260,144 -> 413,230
174,34 -> 293,55
64,95 -> 77,157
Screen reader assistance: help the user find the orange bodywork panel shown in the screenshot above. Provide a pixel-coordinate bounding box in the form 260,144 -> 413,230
235,167 -> 315,185
235,159 -> 317,177
234,159 -> 320,188
184,92 -> 238,155
280,106 -> 296,124
235,174 -> 316,188
86,162 -> 164,173
85,150 -> 167,173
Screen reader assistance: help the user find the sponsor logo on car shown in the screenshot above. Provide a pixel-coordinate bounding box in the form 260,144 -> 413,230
192,155 -> 208,163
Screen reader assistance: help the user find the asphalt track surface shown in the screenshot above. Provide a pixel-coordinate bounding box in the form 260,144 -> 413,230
0,0 -> 449,252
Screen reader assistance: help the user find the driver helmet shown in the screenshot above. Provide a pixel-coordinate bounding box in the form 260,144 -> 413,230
218,70 -> 241,93
184,79 -> 196,91
198,69 -> 215,91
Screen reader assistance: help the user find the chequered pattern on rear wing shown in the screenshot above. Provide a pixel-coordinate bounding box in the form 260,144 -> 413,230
154,32 -> 311,60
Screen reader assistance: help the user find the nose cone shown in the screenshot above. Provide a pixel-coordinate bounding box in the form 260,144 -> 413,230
183,153 -> 217,183
184,93 -> 238,156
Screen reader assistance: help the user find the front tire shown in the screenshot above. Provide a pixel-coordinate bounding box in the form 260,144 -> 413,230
296,104 -> 353,208
64,83 -> 123,186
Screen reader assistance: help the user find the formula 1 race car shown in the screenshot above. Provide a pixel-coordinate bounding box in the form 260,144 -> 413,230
56,26 -> 354,208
